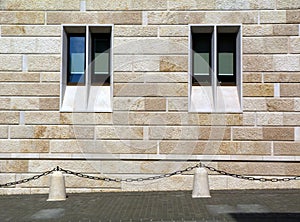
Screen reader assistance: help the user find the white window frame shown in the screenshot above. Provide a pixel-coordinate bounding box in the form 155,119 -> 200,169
60,24 -> 113,112
188,24 -> 242,113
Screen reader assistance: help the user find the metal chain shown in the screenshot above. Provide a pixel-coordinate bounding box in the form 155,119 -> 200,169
0,168 -> 56,188
202,164 -> 300,182
0,163 -> 299,187
57,164 -> 201,183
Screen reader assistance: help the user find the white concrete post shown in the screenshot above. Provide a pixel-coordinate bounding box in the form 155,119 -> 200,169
192,166 -> 211,198
47,171 -> 67,201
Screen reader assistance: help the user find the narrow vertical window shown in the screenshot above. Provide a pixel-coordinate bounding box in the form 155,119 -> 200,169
91,33 -> 111,85
192,33 -> 212,86
67,34 -> 86,85
217,33 -> 236,86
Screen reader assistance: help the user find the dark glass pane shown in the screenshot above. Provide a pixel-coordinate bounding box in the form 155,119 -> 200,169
91,33 -> 110,85
192,33 -> 212,86
67,35 -> 85,85
217,33 -> 236,86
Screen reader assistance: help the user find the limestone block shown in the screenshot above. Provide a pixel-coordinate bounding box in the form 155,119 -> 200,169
39,98 -> 60,110
160,56 -> 188,72
256,112 -> 283,126
0,139 -> 49,153
40,72 -> 60,82
286,10 -> 300,23
216,0 -> 276,10
144,72 -> 188,83
243,55 -> 273,72
283,113 -> 300,125
0,174 -> 16,185
204,11 -> 258,24
1,25 -> 61,37
0,12 -> 44,24
95,126 -> 143,139
145,98 -> 166,111
243,83 -> 274,97
243,72 -> 262,83
273,55 -> 300,72
148,12 -> 206,25
289,37 -> 300,54
114,83 -> 187,97
60,113 -> 113,125
243,113 -> 256,126
24,112 -> 60,125
114,55 -> 160,72
232,127 -> 263,141
159,26 -> 189,37
47,12 -> 142,25
10,126 -> 34,139
168,0 -> 216,10
0,0 -> 80,11
0,55 -> 22,71
263,127 -> 294,141
264,72 -> 300,83
50,139 -> 157,154
243,37 -> 288,54
34,126 -> 94,139
114,37 -> 188,55
0,112 -> 19,124
168,98 -> 188,111
86,0 -> 167,10
0,126 -> 8,139
0,160 -> 28,172
113,97 -> 145,111
0,72 -> 40,82
15,174 -> 49,188
114,25 -> 157,37
273,24 -> 299,36
277,0 -> 300,9
280,84 -> 300,97
266,99 -> 294,111
0,188 -> 31,195
260,10 -> 286,24
0,38 -> 60,54
243,98 -> 267,111
149,126 -> 231,140
243,25 -> 273,37
0,98 -> 11,110
274,142 -> 300,155
27,55 -> 60,72
0,83 -> 59,96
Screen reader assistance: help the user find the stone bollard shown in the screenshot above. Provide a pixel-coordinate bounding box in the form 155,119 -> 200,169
192,166 -> 211,198
47,171 -> 67,201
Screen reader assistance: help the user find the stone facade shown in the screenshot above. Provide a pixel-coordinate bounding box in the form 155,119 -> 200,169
0,0 -> 299,194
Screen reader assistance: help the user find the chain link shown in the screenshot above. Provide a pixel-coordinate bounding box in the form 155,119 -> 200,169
0,168 -> 56,188
202,164 -> 300,182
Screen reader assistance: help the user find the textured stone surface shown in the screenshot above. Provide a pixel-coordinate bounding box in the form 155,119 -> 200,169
243,72 -> 262,83
243,84 -> 274,97
27,55 -> 60,72
0,12 -> 44,24
256,112 -> 283,126
243,55 -> 273,71
0,72 -> 40,82
289,37 -> 300,54
86,0 -> 167,10
0,112 -> 19,124
39,98 -> 59,110
281,84 -> 300,97
0,55 -> 22,71
262,127 -> 294,141
243,25 -> 273,37
159,26 -> 189,37
286,10 -> 300,23
266,99 -> 295,111
47,12 -> 142,25
274,142 -> 300,155
273,55 -> 300,71
260,10 -> 286,24
0,160 -> 28,173
0,83 -> 59,96
277,0 -> 300,9
0,0 -> 81,11
114,25 -> 157,37
0,139 -> 49,153
243,37 -> 288,54
0,126 -> 8,139
273,24 -> 299,36
264,72 -> 300,82
1,25 -> 61,37
95,126 -> 143,139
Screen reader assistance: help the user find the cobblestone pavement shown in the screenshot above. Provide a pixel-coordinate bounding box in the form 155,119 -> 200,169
0,189 -> 299,221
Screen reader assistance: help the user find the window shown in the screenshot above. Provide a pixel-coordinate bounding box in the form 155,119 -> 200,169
61,25 -> 113,112
189,25 -> 242,112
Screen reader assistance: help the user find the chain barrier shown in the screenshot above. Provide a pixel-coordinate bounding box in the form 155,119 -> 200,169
0,168 -> 56,188
0,163 -> 299,187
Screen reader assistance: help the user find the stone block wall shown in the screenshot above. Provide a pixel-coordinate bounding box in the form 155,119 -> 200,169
0,0 -> 299,194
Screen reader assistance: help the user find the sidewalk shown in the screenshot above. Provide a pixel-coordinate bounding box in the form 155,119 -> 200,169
0,189 -> 299,221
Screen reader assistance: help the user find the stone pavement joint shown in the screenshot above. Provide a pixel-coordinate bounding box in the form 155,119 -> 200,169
0,189 -> 299,221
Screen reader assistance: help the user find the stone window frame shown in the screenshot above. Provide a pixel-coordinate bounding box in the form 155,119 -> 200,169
60,24 -> 113,112
188,24 -> 243,113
